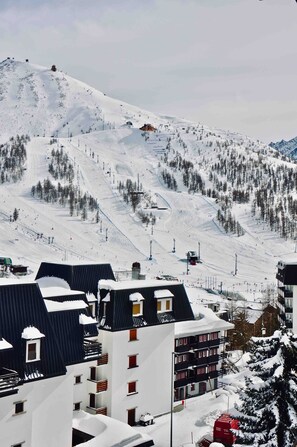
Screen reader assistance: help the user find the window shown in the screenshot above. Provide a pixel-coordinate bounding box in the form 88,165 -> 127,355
74,375 -> 82,384
176,337 -> 188,347
26,339 -> 41,362
198,334 -> 208,343
208,364 -> 217,372
127,381 -> 137,394
12,443 -> 25,447
128,355 -> 138,369
198,350 -> 208,358
196,367 -> 206,375
132,302 -> 143,316
209,348 -> 218,356
176,354 -> 188,363
129,329 -> 138,341
14,401 -> 25,415
190,383 -> 195,391
176,371 -> 187,380
209,332 -> 219,340
157,298 -> 172,313
73,402 -> 81,411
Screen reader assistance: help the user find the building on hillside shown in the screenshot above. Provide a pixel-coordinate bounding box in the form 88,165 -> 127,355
139,124 -> 157,132
276,260 -> 297,331
97,279 -> 194,426
174,306 -> 233,401
0,281 -> 72,447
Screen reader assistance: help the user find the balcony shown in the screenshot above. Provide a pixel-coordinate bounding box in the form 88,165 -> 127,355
97,353 -> 108,366
83,339 -> 102,358
175,360 -> 190,372
278,286 -> 293,298
87,379 -> 108,394
87,406 -> 107,416
0,368 -> 19,397
175,338 -> 221,353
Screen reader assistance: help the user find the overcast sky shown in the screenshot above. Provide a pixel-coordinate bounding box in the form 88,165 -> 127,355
0,0 -> 296,143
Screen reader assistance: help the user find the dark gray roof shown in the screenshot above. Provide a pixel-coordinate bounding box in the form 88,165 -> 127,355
47,306 -> 100,366
36,262 -> 115,297
277,261 -> 297,285
0,283 -> 66,382
99,282 -> 194,331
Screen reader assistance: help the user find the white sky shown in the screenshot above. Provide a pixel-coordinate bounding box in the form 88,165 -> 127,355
1,0 -> 297,143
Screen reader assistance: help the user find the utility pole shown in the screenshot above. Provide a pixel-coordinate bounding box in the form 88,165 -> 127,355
234,253 -> 238,276
149,241 -> 153,260
105,228 -> 108,241
198,241 -> 201,262
172,238 -> 176,253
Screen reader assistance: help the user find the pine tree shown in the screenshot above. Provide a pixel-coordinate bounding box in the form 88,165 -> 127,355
235,328 -> 297,446
13,208 -> 19,222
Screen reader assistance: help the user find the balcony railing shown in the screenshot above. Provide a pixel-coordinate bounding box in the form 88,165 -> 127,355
0,368 -> 19,396
83,339 -> 102,358
174,371 -> 218,388
88,379 -> 108,394
97,353 -> 108,366
175,338 -> 221,353
87,406 -> 107,416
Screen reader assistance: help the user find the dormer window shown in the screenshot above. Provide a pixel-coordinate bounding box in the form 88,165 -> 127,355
154,289 -> 174,313
129,293 -> 144,317
21,326 -> 45,363
27,340 -> 40,361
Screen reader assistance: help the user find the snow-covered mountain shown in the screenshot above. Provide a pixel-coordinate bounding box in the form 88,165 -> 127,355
0,58 -> 296,304
0,58 -> 164,139
269,136 -> 297,160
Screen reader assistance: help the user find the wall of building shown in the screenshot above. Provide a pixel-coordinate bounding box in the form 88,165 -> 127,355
99,323 -> 174,424
70,360 -> 99,411
0,374 -> 73,447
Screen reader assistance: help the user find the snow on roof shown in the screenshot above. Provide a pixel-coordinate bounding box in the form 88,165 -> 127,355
36,276 -> 70,290
40,286 -> 83,298
102,292 -> 110,302
73,410 -> 153,447
21,326 -> 45,339
99,279 -> 177,291
79,314 -> 97,325
44,299 -> 87,312
154,289 -> 174,299
86,292 -> 97,303
0,338 -> 13,350
129,292 -> 145,302
175,305 -> 233,337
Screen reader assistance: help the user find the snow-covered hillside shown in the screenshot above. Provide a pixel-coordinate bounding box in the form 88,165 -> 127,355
0,58 -> 164,139
0,58 -> 296,305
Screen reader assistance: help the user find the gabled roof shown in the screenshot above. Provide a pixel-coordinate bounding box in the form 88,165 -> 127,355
99,280 -> 194,331
36,262 -> 115,297
0,282 -> 66,381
